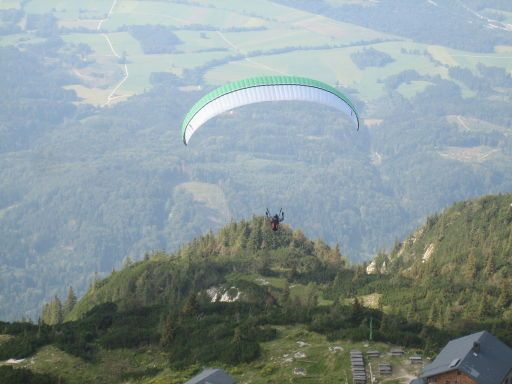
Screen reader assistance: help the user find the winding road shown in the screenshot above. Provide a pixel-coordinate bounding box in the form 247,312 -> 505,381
97,0 -> 130,106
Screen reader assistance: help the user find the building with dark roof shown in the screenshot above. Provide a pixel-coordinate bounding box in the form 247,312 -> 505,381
420,331 -> 512,384
184,368 -> 236,384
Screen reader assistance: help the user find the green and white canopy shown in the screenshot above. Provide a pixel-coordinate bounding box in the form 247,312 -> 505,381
181,76 -> 360,145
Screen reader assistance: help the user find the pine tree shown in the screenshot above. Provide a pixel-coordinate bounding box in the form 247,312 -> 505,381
63,286 -> 77,316
182,292 -> 199,316
427,305 -> 437,326
248,225 -> 263,251
483,254 -> 495,277
443,304 -> 454,326
46,295 -> 63,325
160,314 -> 177,347
351,297 -> 364,323
477,295 -> 492,321
496,279 -> 511,310
464,252 -> 477,281
41,303 -> 51,325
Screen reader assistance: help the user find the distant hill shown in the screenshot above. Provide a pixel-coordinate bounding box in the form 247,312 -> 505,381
65,216 -> 347,320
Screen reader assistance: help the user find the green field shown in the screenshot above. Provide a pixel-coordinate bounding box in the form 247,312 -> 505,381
9,0 -> 512,104
173,30 -> 227,53
105,1 -> 267,31
203,42 -> 440,101
24,0 -> 111,20
0,33 -> 44,46
0,0 -> 20,10
176,181 -> 231,219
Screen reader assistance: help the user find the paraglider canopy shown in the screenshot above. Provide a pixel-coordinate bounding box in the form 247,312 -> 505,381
181,76 -> 360,145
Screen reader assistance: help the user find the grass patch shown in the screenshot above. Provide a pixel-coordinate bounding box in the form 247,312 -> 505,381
176,181 -> 230,217
64,85 -> 114,106
106,1 -> 265,31
0,33 -> 45,47
0,0 -> 20,10
21,345 -> 170,384
62,33 -> 114,56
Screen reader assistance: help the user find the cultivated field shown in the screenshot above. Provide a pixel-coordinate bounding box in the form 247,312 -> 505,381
6,0 -> 510,106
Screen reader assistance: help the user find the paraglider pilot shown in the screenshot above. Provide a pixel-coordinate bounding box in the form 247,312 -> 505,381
266,208 -> 284,231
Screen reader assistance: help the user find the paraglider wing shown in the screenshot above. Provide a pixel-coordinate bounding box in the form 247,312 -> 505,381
181,76 -> 360,145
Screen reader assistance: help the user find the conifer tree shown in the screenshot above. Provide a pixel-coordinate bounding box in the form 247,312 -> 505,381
483,254 -> 495,277
45,295 -> 63,325
182,292 -> 199,316
351,297 -> 364,323
41,303 -> 51,325
477,295 -> 492,320
160,314 -> 177,347
248,225 -> 263,251
63,286 -> 77,316
464,252 -> 477,281
497,280 -> 511,309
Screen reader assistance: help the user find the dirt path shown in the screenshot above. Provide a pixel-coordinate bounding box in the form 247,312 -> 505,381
95,0 -> 130,106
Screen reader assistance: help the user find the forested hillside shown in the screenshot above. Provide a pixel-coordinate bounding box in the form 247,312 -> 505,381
1,195 -> 511,383
347,194 -> 512,341
0,217 -> 449,383
1,0 -> 512,320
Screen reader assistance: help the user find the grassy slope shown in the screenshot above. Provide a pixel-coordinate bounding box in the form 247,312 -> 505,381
9,327 -> 423,384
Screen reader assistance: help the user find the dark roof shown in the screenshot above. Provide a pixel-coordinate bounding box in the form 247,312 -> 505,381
410,379 -> 426,384
421,331 -> 512,383
185,368 -> 236,384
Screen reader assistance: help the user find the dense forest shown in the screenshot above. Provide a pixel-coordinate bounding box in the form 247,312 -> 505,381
273,0 -> 512,52
127,25 -> 183,54
363,193 -> 512,337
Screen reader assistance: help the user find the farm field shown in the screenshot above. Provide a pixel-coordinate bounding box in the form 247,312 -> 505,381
7,0 -> 510,105
203,41 -> 452,101
0,0 -> 20,10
